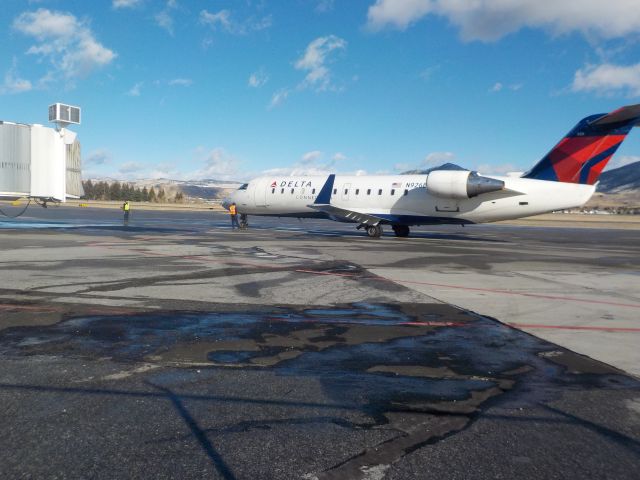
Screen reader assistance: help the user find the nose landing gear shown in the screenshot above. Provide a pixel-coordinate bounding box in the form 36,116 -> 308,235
239,214 -> 249,229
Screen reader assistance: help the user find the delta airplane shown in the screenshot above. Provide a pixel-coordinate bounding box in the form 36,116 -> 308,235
223,104 -> 640,237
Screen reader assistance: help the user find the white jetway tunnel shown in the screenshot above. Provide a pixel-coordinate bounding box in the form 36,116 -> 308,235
0,121 -> 83,202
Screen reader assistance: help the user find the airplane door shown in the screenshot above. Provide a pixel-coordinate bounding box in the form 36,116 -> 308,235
254,178 -> 269,207
341,183 -> 351,201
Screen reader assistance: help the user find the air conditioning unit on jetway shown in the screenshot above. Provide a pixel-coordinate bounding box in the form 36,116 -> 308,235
0,104 -> 83,203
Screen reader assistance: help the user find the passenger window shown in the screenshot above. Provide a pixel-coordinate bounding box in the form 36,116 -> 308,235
391,189 -> 395,196
333,188 -> 337,195
291,188 -> 294,194
367,189 -> 371,195
312,188 -> 316,194
404,189 -> 408,196
344,189 -> 348,195
271,188 -> 275,194
281,188 -> 284,194
355,189 -> 359,195
378,189 -> 382,195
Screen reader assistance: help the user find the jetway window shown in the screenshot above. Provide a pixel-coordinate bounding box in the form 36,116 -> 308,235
378,189 -> 382,195
391,189 -> 395,196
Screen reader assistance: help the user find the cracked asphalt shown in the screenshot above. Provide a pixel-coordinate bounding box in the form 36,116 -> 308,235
0,206 -> 639,479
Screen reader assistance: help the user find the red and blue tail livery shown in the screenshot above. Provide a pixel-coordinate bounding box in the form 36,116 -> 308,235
523,104 -> 640,185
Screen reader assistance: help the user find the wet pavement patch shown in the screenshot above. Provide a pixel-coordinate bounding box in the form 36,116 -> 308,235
0,302 -> 639,479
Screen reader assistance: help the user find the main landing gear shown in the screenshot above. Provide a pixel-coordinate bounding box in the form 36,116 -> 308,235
366,225 -> 383,238
356,224 -> 410,238
239,214 -> 249,229
392,225 -> 410,237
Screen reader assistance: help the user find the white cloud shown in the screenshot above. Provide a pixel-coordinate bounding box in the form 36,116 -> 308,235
423,151 -> 455,166
294,35 -> 347,91
168,78 -> 193,87
490,81 -> 523,93
572,63 -> 640,97
155,11 -> 174,35
85,149 -> 111,165
118,162 -> 146,175
248,69 -> 269,88
367,0 -> 433,31
366,0 -> 640,42
113,0 -> 143,9
127,82 -> 143,96
419,65 -> 439,81
332,152 -> 347,162
13,9 -> 116,84
475,163 -> 519,175
191,147 -> 240,180
316,0 -> 335,13
0,59 -> 32,94
199,9 -> 272,35
269,88 -> 290,109
301,150 -> 323,163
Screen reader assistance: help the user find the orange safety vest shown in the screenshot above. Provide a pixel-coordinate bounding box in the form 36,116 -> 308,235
229,205 -> 237,215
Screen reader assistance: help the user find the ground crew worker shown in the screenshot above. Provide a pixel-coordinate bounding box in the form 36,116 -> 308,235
122,200 -> 130,226
229,202 -> 240,229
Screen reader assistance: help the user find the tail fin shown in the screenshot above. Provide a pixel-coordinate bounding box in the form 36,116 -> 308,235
522,104 -> 640,184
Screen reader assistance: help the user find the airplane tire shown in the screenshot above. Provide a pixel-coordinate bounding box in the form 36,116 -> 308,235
392,225 -> 410,237
367,225 -> 382,238
240,214 -> 249,229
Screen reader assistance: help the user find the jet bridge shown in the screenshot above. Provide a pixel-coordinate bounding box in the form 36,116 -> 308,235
0,103 -> 83,204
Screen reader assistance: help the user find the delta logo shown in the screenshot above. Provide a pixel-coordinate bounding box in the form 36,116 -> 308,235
271,180 -> 313,188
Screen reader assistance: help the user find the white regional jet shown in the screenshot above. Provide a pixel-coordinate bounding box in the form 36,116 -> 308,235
223,104 -> 640,237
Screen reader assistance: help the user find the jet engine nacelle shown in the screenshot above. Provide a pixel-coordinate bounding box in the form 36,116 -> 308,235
426,170 -> 505,199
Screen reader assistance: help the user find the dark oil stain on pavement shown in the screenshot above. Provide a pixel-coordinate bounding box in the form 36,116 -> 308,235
0,302 -> 638,479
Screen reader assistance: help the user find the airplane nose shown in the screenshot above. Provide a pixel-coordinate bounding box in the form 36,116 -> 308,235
221,198 -> 231,210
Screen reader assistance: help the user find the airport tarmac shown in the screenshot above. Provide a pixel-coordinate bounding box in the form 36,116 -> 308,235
0,206 -> 639,479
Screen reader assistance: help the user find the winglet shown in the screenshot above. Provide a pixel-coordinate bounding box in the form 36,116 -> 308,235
314,174 -> 335,204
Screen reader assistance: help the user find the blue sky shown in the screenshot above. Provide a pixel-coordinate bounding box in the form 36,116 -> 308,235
1,0 -> 640,181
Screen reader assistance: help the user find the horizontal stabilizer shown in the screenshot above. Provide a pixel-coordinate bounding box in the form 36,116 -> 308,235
590,104 -> 640,127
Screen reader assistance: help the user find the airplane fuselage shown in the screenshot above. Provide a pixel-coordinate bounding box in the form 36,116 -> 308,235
226,173 -> 595,226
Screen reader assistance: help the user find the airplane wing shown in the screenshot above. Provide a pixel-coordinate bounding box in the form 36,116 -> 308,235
308,203 -> 386,225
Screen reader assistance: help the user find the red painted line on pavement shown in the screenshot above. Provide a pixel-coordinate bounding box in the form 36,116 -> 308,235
294,269 -> 640,310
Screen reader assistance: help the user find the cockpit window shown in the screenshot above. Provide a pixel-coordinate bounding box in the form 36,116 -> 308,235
238,183 -> 249,190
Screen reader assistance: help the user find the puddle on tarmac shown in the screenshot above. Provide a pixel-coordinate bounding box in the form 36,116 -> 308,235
0,302 -> 636,413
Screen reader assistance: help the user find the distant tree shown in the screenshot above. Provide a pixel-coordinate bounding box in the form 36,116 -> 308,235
142,186 -> 149,202
149,187 -> 157,202
157,188 -> 166,202
174,192 -> 184,203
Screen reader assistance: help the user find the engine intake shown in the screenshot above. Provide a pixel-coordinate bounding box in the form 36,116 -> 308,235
426,170 -> 505,199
